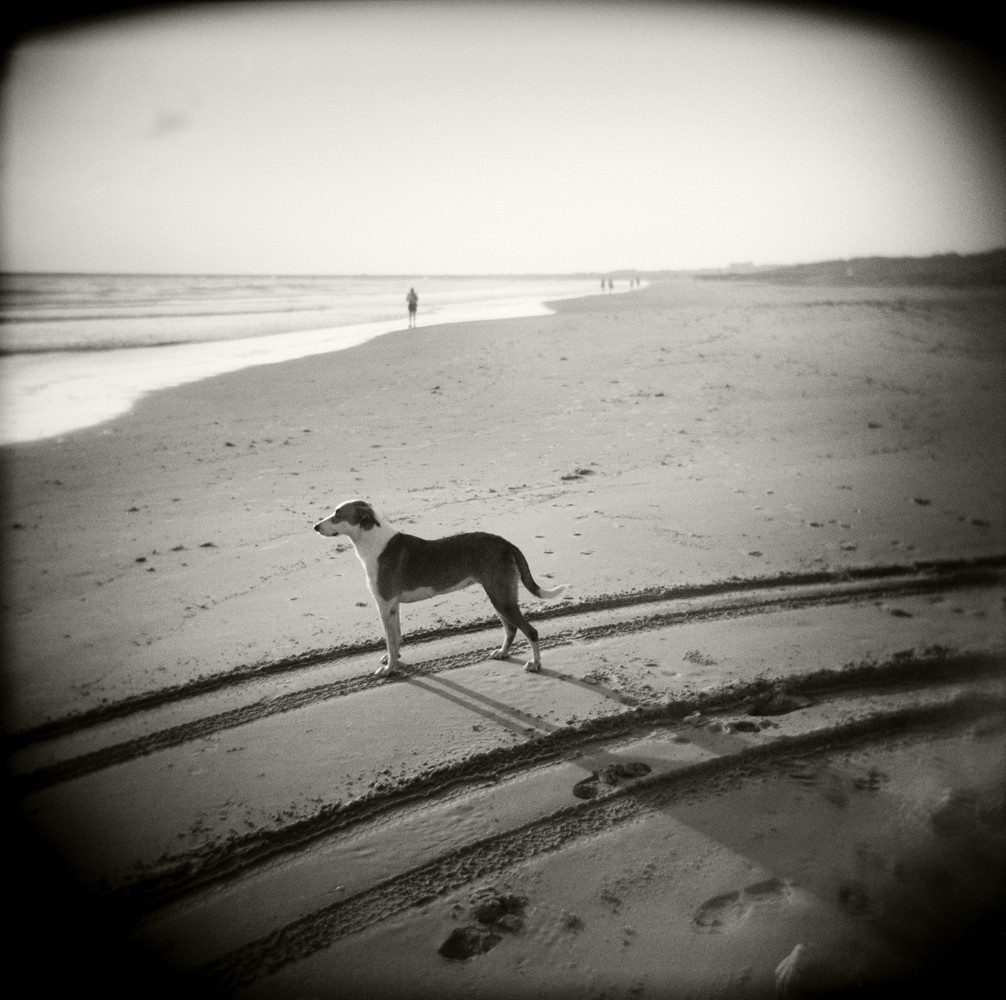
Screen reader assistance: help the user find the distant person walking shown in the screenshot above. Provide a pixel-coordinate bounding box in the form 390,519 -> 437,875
406,287 -> 418,328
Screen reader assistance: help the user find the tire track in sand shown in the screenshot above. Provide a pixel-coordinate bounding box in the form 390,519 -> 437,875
12,557 -> 1003,796
88,649 -> 1006,913
12,557 -> 1005,795
14,556 -> 1004,750
196,694 -> 1006,994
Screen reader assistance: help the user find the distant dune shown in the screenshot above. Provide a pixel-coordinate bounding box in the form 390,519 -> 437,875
697,248 -> 1006,287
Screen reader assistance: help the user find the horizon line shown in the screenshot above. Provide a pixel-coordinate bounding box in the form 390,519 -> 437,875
3,247 -> 1005,281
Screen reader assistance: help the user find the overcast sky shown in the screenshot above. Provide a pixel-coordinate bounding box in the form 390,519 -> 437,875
2,1 -> 1004,275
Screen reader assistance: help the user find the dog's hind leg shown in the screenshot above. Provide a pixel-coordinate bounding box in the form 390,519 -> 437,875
489,613 -> 518,662
487,591 -> 542,673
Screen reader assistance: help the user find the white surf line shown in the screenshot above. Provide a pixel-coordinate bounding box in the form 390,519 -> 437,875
0,288 -> 599,446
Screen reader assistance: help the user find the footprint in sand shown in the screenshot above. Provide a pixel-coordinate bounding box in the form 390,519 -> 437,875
748,685 -> 811,716
693,877 -> 792,932
852,767 -> 888,792
438,887 -> 528,961
572,761 -> 652,800
837,879 -> 882,918
929,787 -> 1006,839
786,765 -> 855,806
791,763 -> 888,799
438,925 -> 502,960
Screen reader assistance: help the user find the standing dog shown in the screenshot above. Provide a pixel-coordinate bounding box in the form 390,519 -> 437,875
314,500 -> 567,675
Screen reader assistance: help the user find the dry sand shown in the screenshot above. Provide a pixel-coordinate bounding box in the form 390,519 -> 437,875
3,277 -> 1005,998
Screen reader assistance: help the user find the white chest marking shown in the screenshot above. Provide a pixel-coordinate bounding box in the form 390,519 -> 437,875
355,550 -> 382,597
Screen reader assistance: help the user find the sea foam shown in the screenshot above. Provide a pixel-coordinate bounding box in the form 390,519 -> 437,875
0,274 -> 600,443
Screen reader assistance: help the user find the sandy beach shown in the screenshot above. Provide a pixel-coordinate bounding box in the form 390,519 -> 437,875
4,275 -> 1006,998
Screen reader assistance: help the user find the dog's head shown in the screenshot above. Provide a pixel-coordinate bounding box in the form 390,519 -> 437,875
313,499 -> 382,538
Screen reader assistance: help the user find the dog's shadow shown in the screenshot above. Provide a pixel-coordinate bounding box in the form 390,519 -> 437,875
401,666 -> 551,740
399,660 -> 661,797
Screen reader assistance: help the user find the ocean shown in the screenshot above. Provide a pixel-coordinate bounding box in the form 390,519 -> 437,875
0,273 -> 602,444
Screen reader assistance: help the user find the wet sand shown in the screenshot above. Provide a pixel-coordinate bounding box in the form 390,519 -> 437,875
4,277 -> 1005,997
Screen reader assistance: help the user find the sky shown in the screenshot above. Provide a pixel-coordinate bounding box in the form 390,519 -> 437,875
2,0 -> 1004,275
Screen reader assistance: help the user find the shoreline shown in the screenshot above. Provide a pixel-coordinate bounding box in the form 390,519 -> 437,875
1,280 -> 625,445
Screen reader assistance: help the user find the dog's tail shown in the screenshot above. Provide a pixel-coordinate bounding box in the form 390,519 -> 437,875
513,545 -> 568,600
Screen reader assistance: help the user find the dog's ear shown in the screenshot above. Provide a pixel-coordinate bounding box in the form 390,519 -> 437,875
358,504 -> 381,530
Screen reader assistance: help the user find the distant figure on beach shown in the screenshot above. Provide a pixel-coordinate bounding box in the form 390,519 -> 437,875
406,287 -> 418,328
607,278 -> 614,292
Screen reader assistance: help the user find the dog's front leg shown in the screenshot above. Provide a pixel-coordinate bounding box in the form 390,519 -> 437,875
375,598 -> 402,675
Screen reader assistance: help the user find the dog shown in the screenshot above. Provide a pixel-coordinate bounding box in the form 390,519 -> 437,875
314,499 -> 567,675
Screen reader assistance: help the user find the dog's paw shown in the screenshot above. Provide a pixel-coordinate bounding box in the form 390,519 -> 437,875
374,663 -> 394,676
379,652 -> 389,665
489,648 -> 509,661
523,661 -> 541,673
